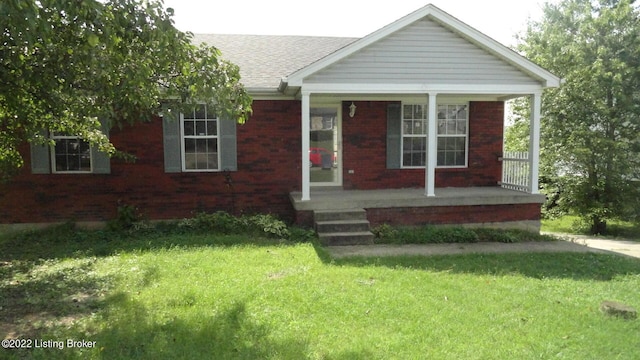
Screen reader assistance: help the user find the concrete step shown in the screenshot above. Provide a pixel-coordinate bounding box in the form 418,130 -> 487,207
314,209 -> 367,222
318,231 -> 375,246
315,219 -> 371,233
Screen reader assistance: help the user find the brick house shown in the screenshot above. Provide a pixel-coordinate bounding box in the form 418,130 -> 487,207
1,5 -> 560,238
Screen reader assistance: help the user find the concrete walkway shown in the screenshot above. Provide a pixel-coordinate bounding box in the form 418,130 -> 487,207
326,235 -> 640,259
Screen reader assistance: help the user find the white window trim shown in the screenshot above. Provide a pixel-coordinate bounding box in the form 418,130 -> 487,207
50,133 -> 93,174
436,103 -> 469,169
400,102 -> 469,169
401,104 -> 428,169
180,109 -> 221,173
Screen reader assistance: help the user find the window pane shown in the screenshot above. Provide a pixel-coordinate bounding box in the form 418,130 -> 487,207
195,104 -> 206,119
184,138 -> 196,153
206,139 -> 218,153
403,120 -> 413,134
415,119 -> 426,134
207,120 -> 217,136
196,154 -> 208,169
458,105 -> 467,119
185,154 -> 196,169
437,105 -> 447,120
413,105 -> 424,119
448,105 -> 458,119
457,119 -> 467,134
403,105 -> 413,120
454,151 -> 465,166
184,120 -> 195,136
208,153 -> 218,169
446,120 -> 457,135
195,138 -> 208,152
195,120 -> 206,136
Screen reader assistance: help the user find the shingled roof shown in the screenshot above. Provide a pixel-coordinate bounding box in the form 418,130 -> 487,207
192,34 -> 358,90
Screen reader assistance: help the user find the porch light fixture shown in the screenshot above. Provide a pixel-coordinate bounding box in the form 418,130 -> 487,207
349,102 -> 357,118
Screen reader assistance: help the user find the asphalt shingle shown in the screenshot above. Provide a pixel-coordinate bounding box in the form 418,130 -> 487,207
192,34 -> 358,89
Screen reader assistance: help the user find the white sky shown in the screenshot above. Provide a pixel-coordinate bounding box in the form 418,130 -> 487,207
162,0 -> 554,47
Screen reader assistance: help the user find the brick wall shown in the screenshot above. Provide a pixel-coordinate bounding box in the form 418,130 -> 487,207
342,100 -> 504,189
366,203 -> 541,227
0,99 -> 507,225
0,100 -> 302,224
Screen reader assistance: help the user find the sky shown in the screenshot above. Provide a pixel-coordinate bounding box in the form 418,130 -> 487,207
162,0 -> 555,47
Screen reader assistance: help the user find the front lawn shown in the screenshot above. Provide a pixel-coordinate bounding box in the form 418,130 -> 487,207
542,215 -> 640,240
2,227 -> 640,359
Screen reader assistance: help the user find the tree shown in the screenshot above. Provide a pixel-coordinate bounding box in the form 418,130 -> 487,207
0,0 -> 252,178
516,0 -> 640,234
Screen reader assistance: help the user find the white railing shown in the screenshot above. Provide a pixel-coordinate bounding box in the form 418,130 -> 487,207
501,151 -> 530,192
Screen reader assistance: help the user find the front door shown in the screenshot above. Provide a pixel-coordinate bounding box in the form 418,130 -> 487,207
310,106 -> 341,186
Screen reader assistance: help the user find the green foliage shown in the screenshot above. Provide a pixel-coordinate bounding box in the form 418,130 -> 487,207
0,0 -> 252,176
373,224 -> 555,244
515,0 -> 640,234
106,204 -> 142,231
177,211 -> 243,234
3,240 -> 640,359
176,212 -> 290,239
241,214 -> 290,239
371,223 -> 398,239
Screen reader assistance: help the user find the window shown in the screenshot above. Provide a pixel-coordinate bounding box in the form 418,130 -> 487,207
181,104 -> 219,171
51,133 -> 92,173
437,104 -> 468,167
401,104 -> 427,167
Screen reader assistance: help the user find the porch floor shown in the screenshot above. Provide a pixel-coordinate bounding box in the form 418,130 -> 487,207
290,187 -> 545,211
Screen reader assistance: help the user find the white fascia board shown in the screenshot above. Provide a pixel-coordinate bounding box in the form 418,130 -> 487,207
301,83 -> 545,95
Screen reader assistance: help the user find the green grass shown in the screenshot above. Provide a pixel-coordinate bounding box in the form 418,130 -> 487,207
542,215 -> 640,240
2,229 -> 640,359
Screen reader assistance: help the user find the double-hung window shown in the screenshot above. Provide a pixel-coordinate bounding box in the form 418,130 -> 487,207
399,102 -> 468,168
401,104 -> 428,167
181,104 -> 219,171
437,104 -> 468,167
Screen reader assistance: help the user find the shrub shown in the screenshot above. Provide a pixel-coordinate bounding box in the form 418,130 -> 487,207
372,224 -> 398,240
242,214 -> 290,238
107,204 -> 142,231
288,227 -> 317,243
177,211 -> 242,233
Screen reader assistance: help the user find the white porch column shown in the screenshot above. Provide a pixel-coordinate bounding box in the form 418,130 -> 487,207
301,91 -> 311,201
425,93 -> 438,197
529,92 -> 542,194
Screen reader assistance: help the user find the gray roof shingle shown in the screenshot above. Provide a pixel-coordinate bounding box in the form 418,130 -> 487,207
192,34 -> 358,89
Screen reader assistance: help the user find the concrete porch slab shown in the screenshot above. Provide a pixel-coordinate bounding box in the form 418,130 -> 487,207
290,187 -> 545,211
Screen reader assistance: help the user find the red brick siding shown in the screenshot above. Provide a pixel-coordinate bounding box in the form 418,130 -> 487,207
342,101 -> 504,189
366,203 -> 541,227
0,100 -> 302,224
1,99 -> 509,225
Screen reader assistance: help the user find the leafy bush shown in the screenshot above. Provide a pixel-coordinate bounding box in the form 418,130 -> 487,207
374,225 -> 553,244
177,211 -> 242,233
372,224 -> 398,240
107,204 -> 142,231
241,214 -> 290,238
287,227 -> 317,243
